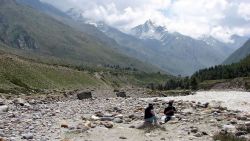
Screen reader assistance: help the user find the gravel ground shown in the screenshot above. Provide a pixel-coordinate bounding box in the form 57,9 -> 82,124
0,90 -> 250,141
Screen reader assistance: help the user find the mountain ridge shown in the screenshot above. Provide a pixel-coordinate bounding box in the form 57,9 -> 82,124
0,0 -> 160,73
223,39 -> 250,64
93,20 -> 234,75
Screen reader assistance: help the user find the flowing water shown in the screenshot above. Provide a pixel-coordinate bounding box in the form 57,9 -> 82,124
144,91 -> 250,113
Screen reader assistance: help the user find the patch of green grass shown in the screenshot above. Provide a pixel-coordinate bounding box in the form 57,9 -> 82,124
0,55 -> 104,93
199,79 -> 228,90
99,71 -> 171,88
0,54 -> 172,94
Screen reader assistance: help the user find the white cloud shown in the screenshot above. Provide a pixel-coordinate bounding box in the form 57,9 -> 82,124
238,2 -> 250,21
41,0 -> 250,43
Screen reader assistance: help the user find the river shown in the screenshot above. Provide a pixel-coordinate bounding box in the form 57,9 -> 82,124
144,91 -> 250,113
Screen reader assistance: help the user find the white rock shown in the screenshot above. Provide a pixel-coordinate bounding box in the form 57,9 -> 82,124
22,133 -> 33,139
0,105 -> 9,113
245,121 -> 250,127
91,115 -> 101,121
113,118 -> 123,123
222,124 -> 236,133
115,114 -> 124,119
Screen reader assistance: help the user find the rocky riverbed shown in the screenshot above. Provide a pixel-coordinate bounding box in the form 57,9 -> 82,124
0,91 -> 250,141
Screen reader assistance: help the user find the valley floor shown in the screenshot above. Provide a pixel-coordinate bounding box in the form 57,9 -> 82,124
0,91 -> 250,141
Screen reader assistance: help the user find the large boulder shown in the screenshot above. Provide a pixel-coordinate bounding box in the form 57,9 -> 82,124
116,92 -> 126,98
77,91 -> 92,100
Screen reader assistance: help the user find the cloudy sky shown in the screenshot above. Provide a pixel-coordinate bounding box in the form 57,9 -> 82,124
41,0 -> 250,43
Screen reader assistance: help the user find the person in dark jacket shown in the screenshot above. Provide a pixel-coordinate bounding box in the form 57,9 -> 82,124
164,100 -> 176,123
144,103 -> 158,124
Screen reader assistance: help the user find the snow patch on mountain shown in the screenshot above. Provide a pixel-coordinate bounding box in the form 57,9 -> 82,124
130,20 -> 167,41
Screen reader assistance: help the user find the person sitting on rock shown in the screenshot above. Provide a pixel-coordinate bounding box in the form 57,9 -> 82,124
164,100 -> 176,123
144,103 -> 158,124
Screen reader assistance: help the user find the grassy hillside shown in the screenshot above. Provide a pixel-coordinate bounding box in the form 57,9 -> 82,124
0,54 -> 103,94
224,39 -> 250,64
0,52 -> 172,94
0,0 -> 158,72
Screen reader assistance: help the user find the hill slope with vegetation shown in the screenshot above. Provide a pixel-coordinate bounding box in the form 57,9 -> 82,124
192,54 -> 250,90
0,0 -> 158,73
193,55 -> 250,81
0,51 -> 171,94
224,39 -> 250,64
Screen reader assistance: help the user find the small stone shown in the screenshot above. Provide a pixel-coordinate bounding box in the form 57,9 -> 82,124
100,117 -> 114,121
0,105 -> 8,113
222,124 -> 236,133
128,114 -> 135,119
113,107 -> 122,112
0,99 -> 5,106
116,92 -> 126,98
160,137 -> 166,140
22,133 -> 33,139
103,113 -> 113,117
91,115 -> 101,121
77,91 -> 92,100
245,121 -> 250,127
237,116 -> 247,121
201,131 -> 208,135
129,125 -> 135,128
61,121 -> 69,128
168,121 -> 178,124
113,118 -> 123,123
13,98 -> 26,106
115,114 -> 124,119
119,136 -> 127,139
194,132 -> 203,137
230,118 -> 238,124
104,122 -> 113,128
124,118 -> 132,123
203,102 -> 209,108
235,131 -> 247,136
95,111 -> 104,117
190,127 -> 198,133
85,121 -> 92,128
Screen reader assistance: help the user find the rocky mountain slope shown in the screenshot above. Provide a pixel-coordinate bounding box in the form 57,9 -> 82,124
94,20 -> 234,76
224,39 -> 250,64
0,0 -> 159,73
17,2 -> 247,76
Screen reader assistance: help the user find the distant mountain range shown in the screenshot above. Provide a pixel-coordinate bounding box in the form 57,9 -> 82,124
66,7 -> 248,75
88,19 -> 247,75
1,0 -> 249,76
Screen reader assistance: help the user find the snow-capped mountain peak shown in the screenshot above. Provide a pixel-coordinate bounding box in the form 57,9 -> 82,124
130,20 -> 167,40
199,35 -> 224,47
